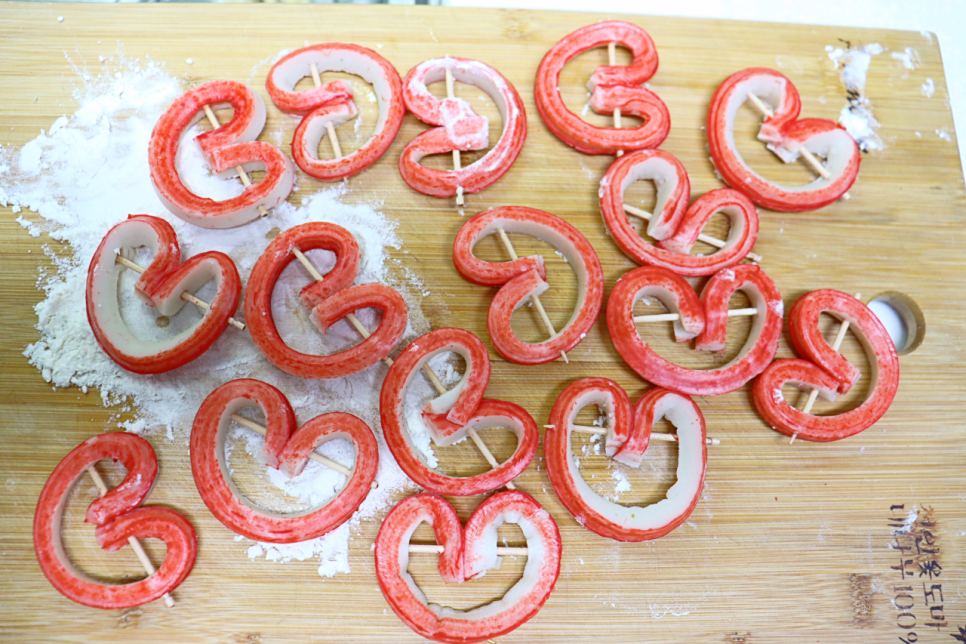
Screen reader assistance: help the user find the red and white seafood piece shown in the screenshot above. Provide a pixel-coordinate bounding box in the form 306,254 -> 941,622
149,80 -> 295,228
34,433 -> 197,609
707,67 -> 861,212
245,222 -> 407,379
380,328 -> 539,496
399,57 -> 527,198
600,149 -> 759,277
375,491 -> 561,643
191,378 -> 378,543
545,379 -> 707,541
534,21 -> 670,155
266,43 -> 405,181
86,215 -> 241,374
607,264 -> 783,396
452,206 -> 604,365
753,290 -> 900,441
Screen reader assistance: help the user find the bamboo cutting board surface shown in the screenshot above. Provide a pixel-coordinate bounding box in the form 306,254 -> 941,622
1,4 -> 964,643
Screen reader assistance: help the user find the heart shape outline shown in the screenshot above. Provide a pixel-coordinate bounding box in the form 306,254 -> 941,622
545,378 -> 707,541
149,79 -> 295,228
600,149 -> 759,277
380,328 -> 539,496
374,491 -> 561,644
245,222 -> 408,380
266,43 -> 405,181
534,20 -> 670,155
753,289 -> 900,441
33,433 -> 197,609
607,264 -> 784,396
86,214 -> 241,374
399,57 -> 527,198
707,67 -> 861,212
191,378 -> 379,543
452,206 -> 605,365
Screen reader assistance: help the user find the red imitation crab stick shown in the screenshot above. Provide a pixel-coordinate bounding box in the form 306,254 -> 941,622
707,68 -> 860,212
34,433 -> 197,609
452,206 -> 604,365
191,379 -> 378,543
375,491 -> 561,644
379,328 -> 539,496
148,80 -> 295,229
607,265 -> 783,396
545,379 -> 707,541
245,222 -> 407,379
399,57 -> 527,200
266,43 -> 404,181
600,149 -> 761,276
534,21 -> 670,156
86,215 -> 242,374
753,290 -> 900,442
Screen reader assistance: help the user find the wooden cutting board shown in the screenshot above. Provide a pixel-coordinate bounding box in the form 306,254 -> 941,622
1,4 -> 964,643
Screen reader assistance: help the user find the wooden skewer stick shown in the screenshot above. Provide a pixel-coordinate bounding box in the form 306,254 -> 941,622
623,203 -> 764,263
202,106 -> 270,217
745,92 -> 851,201
495,227 -> 569,364
607,42 -> 624,158
408,543 -> 528,556
634,307 -> 757,324
230,414 -> 378,490
114,256 -> 246,331
289,245 -> 515,490
444,67 -> 466,208
544,424 -> 720,446
308,59 -> 345,160
86,465 -> 176,608
789,292 -> 860,445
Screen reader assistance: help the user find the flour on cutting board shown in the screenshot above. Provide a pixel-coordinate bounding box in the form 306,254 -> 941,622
826,42 -> 885,152
0,57 -> 446,576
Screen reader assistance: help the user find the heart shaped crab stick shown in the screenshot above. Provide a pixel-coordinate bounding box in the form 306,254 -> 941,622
149,80 -> 295,229
453,206 -> 605,365
707,68 -> 860,212
600,149 -> 761,276
245,222 -> 407,379
266,43 -> 404,181
375,491 -> 561,644
534,21 -> 670,156
753,290 -> 899,442
86,215 -> 242,374
380,328 -> 539,496
545,379 -> 707,541
34,433 -> 197,609
607,264 -> 783,396
399,57 -> 527,200
191,379 -> 379,543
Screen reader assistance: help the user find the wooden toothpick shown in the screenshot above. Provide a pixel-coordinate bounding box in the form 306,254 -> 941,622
86,464 -> 176,608
444,67 -> 466,207
202,106 -> 271,217
544,423 -> 720,446
607,41 -> 624,158
495,227 -> 569,364
789,293 -> 860,444
746,92 -> 851,201
634,307 -> 757,324
230,414 -> 378,490
289,247 -> 516,490
114,256 -> 246,331
408,543 -> 528,556
622,203 -> 764,263
307,57 -> 345,160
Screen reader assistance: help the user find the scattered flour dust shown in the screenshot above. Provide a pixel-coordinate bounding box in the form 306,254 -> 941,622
0,56 -> 451,577
825,42 -> 885,152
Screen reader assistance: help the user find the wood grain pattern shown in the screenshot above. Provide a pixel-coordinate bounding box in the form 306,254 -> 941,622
1,4 -> 964,643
